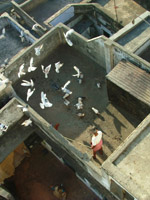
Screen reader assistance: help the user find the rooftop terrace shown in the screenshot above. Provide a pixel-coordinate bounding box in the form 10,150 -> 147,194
12,44 -> 140,165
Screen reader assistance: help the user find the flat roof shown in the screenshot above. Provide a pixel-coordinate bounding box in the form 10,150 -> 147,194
12,43 -> 139,165
102,114 -> 150,199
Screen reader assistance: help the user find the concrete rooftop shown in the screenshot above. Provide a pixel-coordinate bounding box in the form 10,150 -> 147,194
102,114 -> 150,200
12,43 -> 140,165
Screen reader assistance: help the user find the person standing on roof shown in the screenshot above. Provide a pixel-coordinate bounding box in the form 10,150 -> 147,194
91,129 -> 103,159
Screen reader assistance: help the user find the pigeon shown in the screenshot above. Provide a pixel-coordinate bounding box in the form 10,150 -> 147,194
75,97 -> 83,110
18,64 -> 26,78
72,66 -> 81,79
92,107 -> 100,115
61,80 -> 71,91
21,118 -> 32,126
41,64 -> 51,78
2,28 -> 5,36
21,79 -> 34,87
0,123 -> 8,132
19,30 -> 25,42
35,44 -> 43,56
61,80 -> 72,94
40,91 -> 53,109
55,61 -> 64,73
0,78 -> 9,86
63,29 -> 74,46
32,24 -> 39,31
64,99 -> 70,106
17,104 -> 28,112
0,58 -> 9,68
97,82 -> 101,88
77,113 -> 85,118
26,88 -> 35,101
28,57 -> 37,72
63,93 -> 70,99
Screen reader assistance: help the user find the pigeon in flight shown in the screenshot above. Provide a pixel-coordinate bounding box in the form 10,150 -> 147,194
26,88 -> 35,101
40,91 -> 53,109
21,118 -> 32,126
55,61 -> 64,73
32,24 -> 39,31
35,44 -> 43,56
2,28 -> 5,36
61,80 -> 72,94
17,104 -> 28,112
18,64 -> 26,78
63,29 -> 74,46
41,64 -> 51,78
21,79 -> 34,87
97,82 -> 101,88
28,57 -> 37,72
72,66 -> 81,79
0,78 -> 9,86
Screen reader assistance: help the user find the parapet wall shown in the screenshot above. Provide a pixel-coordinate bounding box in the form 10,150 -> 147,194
3,26 -> 62,83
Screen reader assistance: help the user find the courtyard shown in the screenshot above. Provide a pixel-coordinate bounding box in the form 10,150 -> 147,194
13,44 -> 140,165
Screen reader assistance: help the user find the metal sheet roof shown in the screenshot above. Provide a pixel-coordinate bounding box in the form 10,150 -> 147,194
106,61 -> 150,106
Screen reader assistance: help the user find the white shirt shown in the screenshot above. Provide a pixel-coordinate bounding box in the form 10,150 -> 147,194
91,131 -> 102,146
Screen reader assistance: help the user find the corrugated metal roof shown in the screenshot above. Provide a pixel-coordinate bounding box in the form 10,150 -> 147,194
106,61 -> 150,106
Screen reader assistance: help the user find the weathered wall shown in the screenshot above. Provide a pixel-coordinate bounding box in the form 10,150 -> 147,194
16,97 -> 115,199
74,4 -> 122,32
12,1 -> 46,36
106,80 -> 150,121
1,12 -> 36,43
60,24 -> 107,69
134,0 -> 150,10
3,26 -> 62,83
0,98 -> 34,163
104,39 -> 150,73
20,0 -> 47,12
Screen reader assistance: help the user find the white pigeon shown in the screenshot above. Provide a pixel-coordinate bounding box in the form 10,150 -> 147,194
32,24 -> 39,31
19,30 -> 25,42
64,99 -> 70,106
75,97 -> 83,110
61,80 -> 72,95
28,57 -> 37,72
0,78 -> 9,86
63,29 -> 74,46
17,104 -> 28,112
63,93 -> 70,99
40,91 -> 53,109
92,107 -> 100,115
2,28 -> 5,36
97,82 -> 101,88
18,64 -> 26,78
41,64 -> 51,78
35,44 -> 43,56
0,123 -> 8,132
21,79 -> 34,87
26,88 -> 35,101
61,80 -> 71,91
21,118 -> 32,127
72,66 -> 81,79
55,61 -> 64,73
0,58 -> 9,68
77,113 -> 85,118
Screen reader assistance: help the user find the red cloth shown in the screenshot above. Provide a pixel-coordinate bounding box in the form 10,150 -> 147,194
54,123 -> 59,130
93,139 -> 103,153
